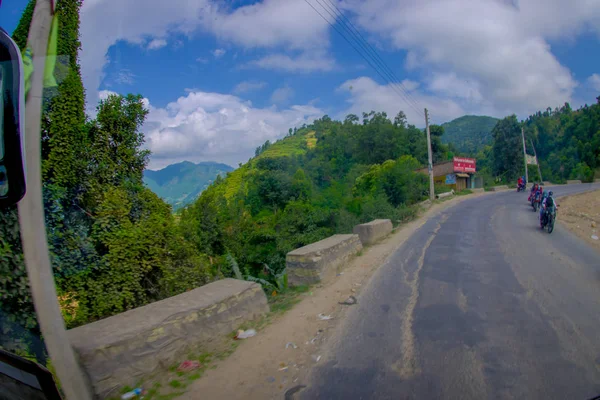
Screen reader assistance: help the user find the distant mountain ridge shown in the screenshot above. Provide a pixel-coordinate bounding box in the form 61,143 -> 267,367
441,115 -> 499,155
144,161 -> 234,210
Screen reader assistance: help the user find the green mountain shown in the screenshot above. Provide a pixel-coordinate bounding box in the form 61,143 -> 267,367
144,161 -> 234,210
441,115 -> 499,155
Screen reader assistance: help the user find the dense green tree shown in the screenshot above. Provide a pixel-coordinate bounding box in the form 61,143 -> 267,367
491,115 -> 523,180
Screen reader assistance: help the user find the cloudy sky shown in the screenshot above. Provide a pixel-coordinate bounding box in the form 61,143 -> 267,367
2,0 -> 600,169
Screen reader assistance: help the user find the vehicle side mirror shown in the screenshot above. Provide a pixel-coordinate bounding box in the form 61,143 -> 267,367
0,28 -> 26,207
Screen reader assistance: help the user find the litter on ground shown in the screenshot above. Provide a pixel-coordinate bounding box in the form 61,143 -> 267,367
317,313 -> 333,320
235,329 -> 257,339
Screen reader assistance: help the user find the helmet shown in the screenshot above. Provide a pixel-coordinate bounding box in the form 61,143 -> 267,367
549,191 -> 553,196
543,192 -> 548,198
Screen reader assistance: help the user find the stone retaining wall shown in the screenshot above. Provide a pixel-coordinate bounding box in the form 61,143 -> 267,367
286,234 -> 362,286
490,185 -> 509,191
353,219 -> 393,245
567,180 -> 582,184
68,279 -> 269,399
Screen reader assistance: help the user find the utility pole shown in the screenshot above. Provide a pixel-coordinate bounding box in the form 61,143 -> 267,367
521,126 -> 528,184
530,139 -> 543,183
16,1 -> 93,399
424,108 -> 435,201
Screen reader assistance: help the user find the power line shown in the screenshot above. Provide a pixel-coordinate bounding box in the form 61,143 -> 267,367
303,0 -> 424,118
321,0 -> 423,111
313,0 -> 423,117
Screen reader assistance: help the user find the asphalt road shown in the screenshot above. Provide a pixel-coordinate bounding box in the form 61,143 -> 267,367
300,183 -> 600,400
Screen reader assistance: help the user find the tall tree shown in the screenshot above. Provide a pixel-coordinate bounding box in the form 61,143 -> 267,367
491,115 -> 523,179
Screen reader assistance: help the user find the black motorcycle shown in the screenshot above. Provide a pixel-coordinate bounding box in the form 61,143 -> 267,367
540,206 -> 557,234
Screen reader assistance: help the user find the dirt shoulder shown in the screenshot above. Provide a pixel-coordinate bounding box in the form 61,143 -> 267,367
180,192 -> 490,400
557,189 -> 600,252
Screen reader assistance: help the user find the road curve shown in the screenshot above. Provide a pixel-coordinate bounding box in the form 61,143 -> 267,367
300,183 -> 600,400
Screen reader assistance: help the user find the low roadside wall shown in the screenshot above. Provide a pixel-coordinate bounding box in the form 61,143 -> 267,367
471,188 -> 484,193
490,185 -> 509,191
286,234 -> 362,286
437,190 -> 454,199
353,219 -> 393,245
567,180 -> 582,184
68,279 -> 269,399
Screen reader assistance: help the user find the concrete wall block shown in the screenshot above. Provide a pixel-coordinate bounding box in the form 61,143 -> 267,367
566,180 -> 582,184
491,185 -> 508,191
286,234 -> 362,286
353,219 -> 393,246
68,279 -> 269,399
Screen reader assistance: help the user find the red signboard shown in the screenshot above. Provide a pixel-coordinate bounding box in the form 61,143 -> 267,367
453,157 -> 476,173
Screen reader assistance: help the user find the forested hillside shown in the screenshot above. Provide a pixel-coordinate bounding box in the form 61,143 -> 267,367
178,111 -> 452,286
144,161 -> 233,210
474,100 -> 600,185
441,115 -> 499,155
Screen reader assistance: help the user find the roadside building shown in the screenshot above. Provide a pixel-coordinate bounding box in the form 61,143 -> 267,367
417,157 -> 478,191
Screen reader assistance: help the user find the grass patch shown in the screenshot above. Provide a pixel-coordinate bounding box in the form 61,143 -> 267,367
168,379 -> 182,389
269,285 -> 309,315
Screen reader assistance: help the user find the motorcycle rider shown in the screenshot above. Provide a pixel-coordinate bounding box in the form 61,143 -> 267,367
539,191 -> 548,221
517,176 -> 524,191
541,191 -> 556,227
529,182 -> 538,201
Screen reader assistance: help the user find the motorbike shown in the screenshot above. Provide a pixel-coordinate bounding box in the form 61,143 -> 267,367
517,182 -> 526,192
531,192 -> 541,212
540,206 -> 557,234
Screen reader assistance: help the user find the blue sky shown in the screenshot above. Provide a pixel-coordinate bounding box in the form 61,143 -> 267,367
2,0 -> 600,169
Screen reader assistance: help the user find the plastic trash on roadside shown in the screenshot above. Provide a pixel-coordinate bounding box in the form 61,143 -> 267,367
177,360 -> 200,372
286,342 -> 298,349
235,329 -> 257,339
317,313 -> 333,320
121,388 -> 143,399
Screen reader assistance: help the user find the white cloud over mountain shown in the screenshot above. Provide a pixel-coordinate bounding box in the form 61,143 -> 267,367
142,90 -> 323,169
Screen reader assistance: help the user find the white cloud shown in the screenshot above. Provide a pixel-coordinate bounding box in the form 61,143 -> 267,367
204,0 -> 330,50
587,74 -> 600,92
98,90 -> 118,100
233,80 -> 267,94
114,69 -> 135,85
80,0 -> 332,112
247,53 -> 335,72
142,90 -> 323,169
212,48 -> 226,58
400,79 -> 420,92
270,85 -> 294,104
427,72 -> 483,103
342,0 -> 600,115
196,57 -> 209,64
147,38 -> 167,50
338,76 -> 470,126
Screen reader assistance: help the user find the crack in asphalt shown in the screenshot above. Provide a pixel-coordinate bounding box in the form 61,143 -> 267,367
393,214 -> 448,379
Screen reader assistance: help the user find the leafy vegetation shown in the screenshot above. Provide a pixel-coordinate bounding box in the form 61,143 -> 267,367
143,161 -> 233,210
178,111 -> 449,281
441,115 -> 499,155
474,100 -> 600,185
0,0 -> 212,358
